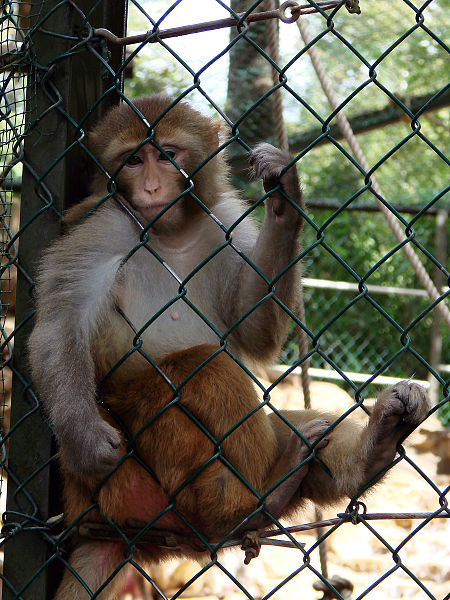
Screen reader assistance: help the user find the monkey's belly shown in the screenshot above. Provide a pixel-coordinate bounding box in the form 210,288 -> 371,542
97,470 -> 192,533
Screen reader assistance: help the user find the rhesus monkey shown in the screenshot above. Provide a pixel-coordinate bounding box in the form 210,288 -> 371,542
27,96 -> 430,599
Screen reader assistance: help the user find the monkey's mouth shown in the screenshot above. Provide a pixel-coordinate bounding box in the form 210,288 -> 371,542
133,203 -> 171,221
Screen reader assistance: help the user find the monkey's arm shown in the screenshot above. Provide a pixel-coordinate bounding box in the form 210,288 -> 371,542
234,417 -> 330,533
28,205 -> 131,476
229,144 -> 304,361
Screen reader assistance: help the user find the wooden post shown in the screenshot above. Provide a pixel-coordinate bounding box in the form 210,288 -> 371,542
2,1 -> 127,598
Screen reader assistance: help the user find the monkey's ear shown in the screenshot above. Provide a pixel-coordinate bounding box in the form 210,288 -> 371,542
87,130 -> 101,156
206,121 -> 222,154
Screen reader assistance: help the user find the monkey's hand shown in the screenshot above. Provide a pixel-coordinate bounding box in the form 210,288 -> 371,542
240,418 -> 330,532
60,417 -> 122,477
250,142 -> 303,228
266,419 -> 330,511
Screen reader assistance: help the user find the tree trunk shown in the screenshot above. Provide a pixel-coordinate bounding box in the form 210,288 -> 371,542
226,0 -> 278,185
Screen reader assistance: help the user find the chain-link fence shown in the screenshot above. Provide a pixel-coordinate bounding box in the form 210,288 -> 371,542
0,1 -> 449,599
284,205 -> 448,382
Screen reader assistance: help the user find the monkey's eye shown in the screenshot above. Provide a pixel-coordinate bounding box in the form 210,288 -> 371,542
158,149 -> 176,161
125,155 -> 142,167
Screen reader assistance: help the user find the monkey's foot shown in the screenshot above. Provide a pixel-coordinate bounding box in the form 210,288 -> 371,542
377,380 -> 430,433
235,419 -> 331,535
278,418 -> 330,482
262,419 -> 330,517
364,381 -> 430,480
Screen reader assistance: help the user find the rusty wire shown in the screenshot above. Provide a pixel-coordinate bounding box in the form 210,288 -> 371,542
93,1 -> 360,46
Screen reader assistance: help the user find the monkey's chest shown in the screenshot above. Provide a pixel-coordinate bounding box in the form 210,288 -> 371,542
119,260 -> 223,360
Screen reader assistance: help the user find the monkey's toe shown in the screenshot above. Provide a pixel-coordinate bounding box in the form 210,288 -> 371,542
241,531 -> 261,565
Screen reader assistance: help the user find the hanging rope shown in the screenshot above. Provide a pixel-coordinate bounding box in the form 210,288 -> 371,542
266,1 -> 312,411
267,0 -> 327,581
296,17 -> 450,328
266,3 -> 289,152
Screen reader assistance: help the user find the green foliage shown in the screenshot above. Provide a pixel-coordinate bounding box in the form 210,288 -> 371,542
282,0 -> 450,127
299,116 -> 449,210
124,1 -> 192,99
277,1 -> 449,424
125,52 -> 191,99
283,208 -> 440,377
439,402 -> 450,427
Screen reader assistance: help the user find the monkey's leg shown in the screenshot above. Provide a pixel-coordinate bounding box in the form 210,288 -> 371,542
237,418 -> 330,531
295,381 -> 430,505
54,541 -> 127,600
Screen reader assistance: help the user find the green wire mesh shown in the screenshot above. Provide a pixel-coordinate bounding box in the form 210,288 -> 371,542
0,1 -> 449,599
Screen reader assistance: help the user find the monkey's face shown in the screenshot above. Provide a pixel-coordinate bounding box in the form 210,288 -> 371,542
114,140 -> 188,228
88,96 -> 225,230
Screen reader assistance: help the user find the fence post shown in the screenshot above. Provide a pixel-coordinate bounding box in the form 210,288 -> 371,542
2,1 -> 127,598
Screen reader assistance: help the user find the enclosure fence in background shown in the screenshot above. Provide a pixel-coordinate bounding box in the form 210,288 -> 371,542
0,1 -> 449,599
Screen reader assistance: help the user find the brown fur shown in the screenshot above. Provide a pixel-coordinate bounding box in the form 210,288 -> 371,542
87,96 -> 229,208
62,346 -> 277,540
56,344 -> 429,599
29,95 -> 306,481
